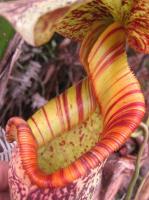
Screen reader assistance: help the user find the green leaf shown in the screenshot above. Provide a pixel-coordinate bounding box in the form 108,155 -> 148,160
0,16 -> 15,60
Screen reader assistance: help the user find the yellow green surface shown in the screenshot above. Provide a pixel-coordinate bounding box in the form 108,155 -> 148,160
38,108 -> 102,173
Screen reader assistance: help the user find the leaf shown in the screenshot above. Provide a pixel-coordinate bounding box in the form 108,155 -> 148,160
0,16 -> 15,60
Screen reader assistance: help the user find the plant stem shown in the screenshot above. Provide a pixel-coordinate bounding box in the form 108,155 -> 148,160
134,169 -> 149,200
124,122 -> 149,200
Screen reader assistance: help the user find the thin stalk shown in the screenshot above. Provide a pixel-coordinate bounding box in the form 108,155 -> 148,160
124,122 -> 149,200
134,169 -> 149,200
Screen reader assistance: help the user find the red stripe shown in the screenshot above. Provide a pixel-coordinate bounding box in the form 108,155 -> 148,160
106,120 -> 139,131
84,151 -> 99,167
30,117 -> 45,145
104,112 -> 144,137
94,42 -> 124,74
72,162 -> 81,177
62,91 -> 71,130
80,24 -> 101,55
104,135 -> 124,145
105,111 -> 143,131
94,42 -> 124,79
102,71 -> 131,97
56,96 -> 65,131
104,90 -> 142,119
101,138 -> 121,151
42,107 -> 55,138
89,26 -> 124,62
102,131 -> 128,140
80,157 -> 92,170
76,82 -> 84,123
105,109 -> 144,130
105,82 -> 138,106
60,169 -> 68,186
104,102 -> 145,123
97,139 -> 112,153
86,79 -> 96,112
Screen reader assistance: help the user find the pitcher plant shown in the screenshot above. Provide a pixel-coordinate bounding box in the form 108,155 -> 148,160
0,0 -> 148,199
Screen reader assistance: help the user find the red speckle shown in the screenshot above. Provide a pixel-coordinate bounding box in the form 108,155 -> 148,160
80,134 -> 84,143
69,141 -> 75,146
49,146 -> 54,152
59,140 -> 66,146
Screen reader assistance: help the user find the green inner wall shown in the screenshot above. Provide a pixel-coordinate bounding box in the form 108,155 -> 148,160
38,108 -> 103,173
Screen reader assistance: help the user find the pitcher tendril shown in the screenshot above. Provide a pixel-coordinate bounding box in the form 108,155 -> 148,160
1,0 -> 148,189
